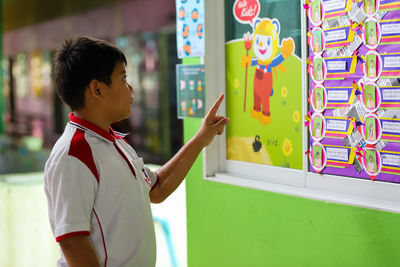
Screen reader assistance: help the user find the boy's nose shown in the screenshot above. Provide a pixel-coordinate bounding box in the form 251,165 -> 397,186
128,83 -> 134,98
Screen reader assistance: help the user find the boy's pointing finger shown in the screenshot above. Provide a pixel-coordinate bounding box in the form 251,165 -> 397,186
207,94 -> 224,117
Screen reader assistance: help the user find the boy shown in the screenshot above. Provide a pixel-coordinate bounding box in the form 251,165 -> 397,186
315,92 -> 323,110
314,150 -> 322,168
368,59 -> 376,78
314,122 -> 321,138
368,27 -> 377,46
316,63 -> 323,81
313,34 -> 321,53
44,36 -> 229,267
367,154 -> 376,173
366,93 -> 375,109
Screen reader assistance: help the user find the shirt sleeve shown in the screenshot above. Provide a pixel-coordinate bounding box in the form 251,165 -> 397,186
44,155 -> 98,242
143,165 -> 159,188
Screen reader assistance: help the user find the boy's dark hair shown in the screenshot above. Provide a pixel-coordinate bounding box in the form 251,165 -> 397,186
53,36 -> 127,110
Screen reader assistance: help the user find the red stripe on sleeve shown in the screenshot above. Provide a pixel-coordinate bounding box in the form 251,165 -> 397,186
56,231 -> 90,242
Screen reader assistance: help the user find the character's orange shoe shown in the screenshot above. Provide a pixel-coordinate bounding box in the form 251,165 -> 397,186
259,114 -> 271,125
250,108 -> 262,119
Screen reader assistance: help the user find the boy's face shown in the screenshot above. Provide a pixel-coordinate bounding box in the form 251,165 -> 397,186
102,61 -> 134,123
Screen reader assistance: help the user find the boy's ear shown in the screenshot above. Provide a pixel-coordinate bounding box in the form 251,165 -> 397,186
88,79 -> 104,100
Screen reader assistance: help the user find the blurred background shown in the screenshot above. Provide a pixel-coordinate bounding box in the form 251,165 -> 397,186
0,0 -> 187,266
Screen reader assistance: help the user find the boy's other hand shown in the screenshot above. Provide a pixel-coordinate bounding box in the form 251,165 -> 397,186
195,94 -> 229,147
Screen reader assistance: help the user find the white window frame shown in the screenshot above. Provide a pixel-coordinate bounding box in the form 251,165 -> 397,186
202,0 -> 400,214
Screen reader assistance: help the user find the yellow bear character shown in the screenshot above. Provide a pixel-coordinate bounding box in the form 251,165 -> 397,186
242,18 -> 294,125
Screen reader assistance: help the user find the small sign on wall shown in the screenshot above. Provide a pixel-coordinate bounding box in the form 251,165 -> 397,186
176,0 -> 205,58
176,64 -> 205,118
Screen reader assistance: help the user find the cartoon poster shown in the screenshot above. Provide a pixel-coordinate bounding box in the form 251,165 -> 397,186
176,0 -> 205,58
176,64 -> 205,118
307,0 -> 400,183
225,0 -> 302,169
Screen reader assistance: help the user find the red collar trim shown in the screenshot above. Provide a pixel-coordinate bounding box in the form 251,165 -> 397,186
68,112 -> 117,142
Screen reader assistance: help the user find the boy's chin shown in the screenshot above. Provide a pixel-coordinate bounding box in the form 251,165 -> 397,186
123,111 -> 132,120
112,111 -> 132,123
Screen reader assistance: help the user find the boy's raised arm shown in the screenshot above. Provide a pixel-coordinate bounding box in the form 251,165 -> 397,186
149,94 -> 229,203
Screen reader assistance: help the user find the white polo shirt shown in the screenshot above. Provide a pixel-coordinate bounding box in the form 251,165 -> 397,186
44,113 -> 158,267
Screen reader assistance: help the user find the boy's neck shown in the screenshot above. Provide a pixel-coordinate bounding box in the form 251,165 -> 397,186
73,110 -> 110,132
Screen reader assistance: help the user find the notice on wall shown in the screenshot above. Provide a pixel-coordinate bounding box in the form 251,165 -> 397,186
224,0 -> 302,169
176,0 -> 205,58
176,64 -> 206,118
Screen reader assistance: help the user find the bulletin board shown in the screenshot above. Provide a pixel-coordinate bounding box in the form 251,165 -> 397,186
306,0 -> 400,183
225,0 -> 303,169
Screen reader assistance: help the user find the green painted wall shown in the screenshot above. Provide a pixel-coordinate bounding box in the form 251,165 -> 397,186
184,121 -> 400,267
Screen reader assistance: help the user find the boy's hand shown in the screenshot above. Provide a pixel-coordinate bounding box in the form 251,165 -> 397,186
151,94 -> 229,203
195,94 -> 229,148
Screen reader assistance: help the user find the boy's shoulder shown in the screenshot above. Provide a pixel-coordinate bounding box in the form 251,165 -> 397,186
45,124 -> 99,177
46,125 -> 75,164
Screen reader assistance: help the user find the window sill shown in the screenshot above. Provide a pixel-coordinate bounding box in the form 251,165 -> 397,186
205,172 -> 400,214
